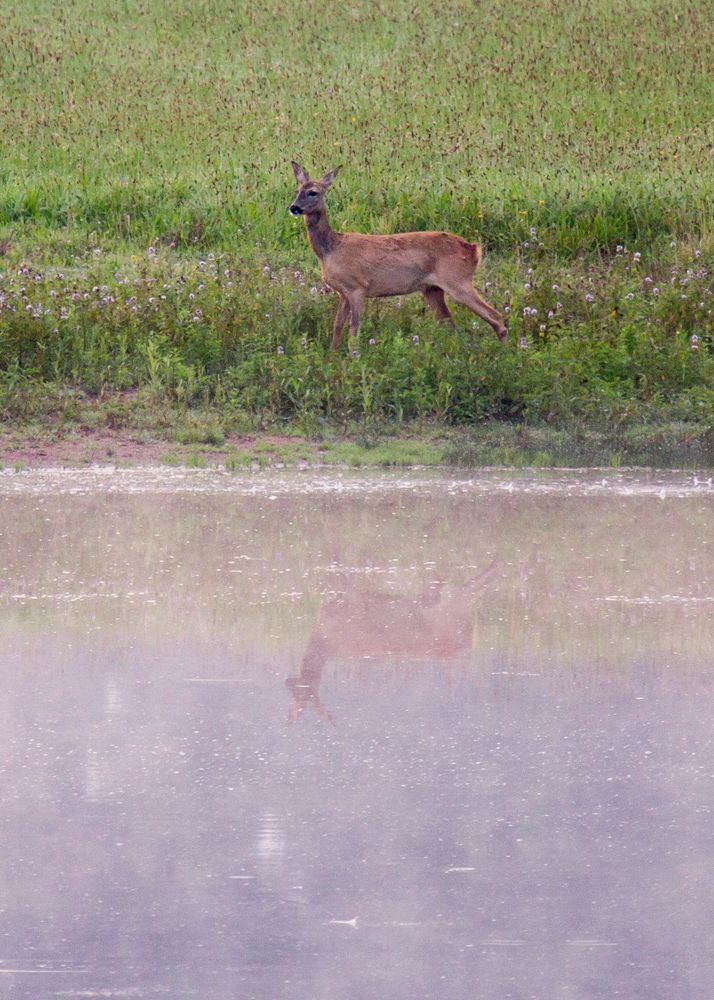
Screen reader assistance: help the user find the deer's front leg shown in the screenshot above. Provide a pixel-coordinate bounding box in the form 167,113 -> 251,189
331,293 -> 350,350
346,289 -> 365,345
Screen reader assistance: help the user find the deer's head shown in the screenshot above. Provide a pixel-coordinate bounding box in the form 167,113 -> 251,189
289,162 -> 341,216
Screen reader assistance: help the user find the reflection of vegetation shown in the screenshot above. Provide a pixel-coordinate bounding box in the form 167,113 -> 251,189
1,482 -> 712,671
1,1 -> 713,442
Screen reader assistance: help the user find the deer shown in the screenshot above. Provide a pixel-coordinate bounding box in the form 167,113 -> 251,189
286,559 -> 501,724
289,162 -> 507,350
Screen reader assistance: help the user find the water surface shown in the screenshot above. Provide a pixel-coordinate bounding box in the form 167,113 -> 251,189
1,468 -> 713,999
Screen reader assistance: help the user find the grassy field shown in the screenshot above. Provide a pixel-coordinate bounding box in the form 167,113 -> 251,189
1,0 -> 713,464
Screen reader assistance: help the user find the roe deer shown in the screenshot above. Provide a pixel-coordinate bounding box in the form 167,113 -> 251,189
286,560 -> 501,723
289,162 -> 507,349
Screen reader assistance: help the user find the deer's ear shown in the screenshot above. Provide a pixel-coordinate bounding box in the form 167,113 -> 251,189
291,161 -> 310,184
320,165 -> 342,188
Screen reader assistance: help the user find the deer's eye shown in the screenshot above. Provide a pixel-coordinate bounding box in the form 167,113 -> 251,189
307,190 -> 318,197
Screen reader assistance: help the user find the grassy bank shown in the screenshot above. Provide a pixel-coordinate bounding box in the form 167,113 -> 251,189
2,390 -> 712,470
1,0 -> 713,461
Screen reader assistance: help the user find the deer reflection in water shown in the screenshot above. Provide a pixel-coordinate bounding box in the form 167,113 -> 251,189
286,561 -> 500,723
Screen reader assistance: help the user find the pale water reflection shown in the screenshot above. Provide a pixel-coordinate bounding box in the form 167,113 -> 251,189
0,468 -> 713,999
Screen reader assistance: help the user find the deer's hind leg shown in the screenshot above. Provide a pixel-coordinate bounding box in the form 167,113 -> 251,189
440,279 -> 507,341
423,285 -> 454,324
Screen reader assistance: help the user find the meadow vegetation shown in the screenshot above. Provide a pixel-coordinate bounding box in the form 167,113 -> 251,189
1,0 -> 712,465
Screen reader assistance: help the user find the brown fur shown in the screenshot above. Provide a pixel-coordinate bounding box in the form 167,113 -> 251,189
290,162 -> 506,349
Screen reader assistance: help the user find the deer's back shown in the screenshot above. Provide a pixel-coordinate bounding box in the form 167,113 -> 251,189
324,230 -> 480,297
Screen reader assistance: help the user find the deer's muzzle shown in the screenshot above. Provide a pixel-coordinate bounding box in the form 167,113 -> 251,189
289,204 -> 303,215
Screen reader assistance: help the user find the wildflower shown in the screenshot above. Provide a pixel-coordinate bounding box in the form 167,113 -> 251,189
412,335 -> 419,344
616,245 -> 624,254
644,276 -> 653,283
310,286 -> 318,296
691,335 -> 699,350
368,338 -> 376,346
653,288 -> 659,295
552,283 -> 560,292
539,324 -> 546,333
352,349 -> 360,358
524,282 -> 531,290
262,265 -> 271,274
504,306 -> 511,314
547,310 -> 554,318
626,292 -> 634,300
695,250 -> 701,258
529,227 -> 537,236
633,251 -> 641,262
585,293 -> 595,304
277,345 -> 284,354
519,336 -> 527,349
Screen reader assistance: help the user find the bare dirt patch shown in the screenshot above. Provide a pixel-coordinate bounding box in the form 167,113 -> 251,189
0,428 -> 307,468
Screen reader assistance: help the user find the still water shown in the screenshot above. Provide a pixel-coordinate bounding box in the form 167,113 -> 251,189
1,468 -> 713,1000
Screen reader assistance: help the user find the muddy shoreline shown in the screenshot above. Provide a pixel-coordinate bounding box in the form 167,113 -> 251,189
2,421 -> 712,470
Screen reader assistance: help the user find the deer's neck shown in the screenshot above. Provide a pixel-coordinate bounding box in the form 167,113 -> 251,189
305,210 -> 338,259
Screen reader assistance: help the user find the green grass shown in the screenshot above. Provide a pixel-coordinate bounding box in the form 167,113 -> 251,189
0,0 -> 712,458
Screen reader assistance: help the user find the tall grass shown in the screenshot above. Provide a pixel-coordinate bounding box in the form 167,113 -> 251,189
0,0 -> 712,434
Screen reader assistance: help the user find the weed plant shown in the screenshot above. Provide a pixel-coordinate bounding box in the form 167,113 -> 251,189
0,0 -> 712,440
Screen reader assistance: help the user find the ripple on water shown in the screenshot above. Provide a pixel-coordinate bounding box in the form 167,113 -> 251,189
0,466 -> 711,498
